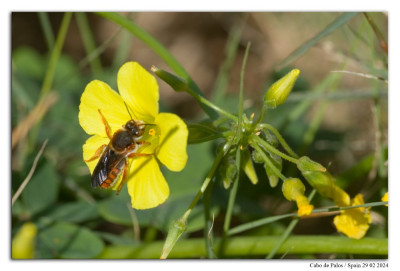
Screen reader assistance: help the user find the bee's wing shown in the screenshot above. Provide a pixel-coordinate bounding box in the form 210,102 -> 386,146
91,148 -> 124,188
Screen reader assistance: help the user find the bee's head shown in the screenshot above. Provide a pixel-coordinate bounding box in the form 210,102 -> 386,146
125,120 -> 145,137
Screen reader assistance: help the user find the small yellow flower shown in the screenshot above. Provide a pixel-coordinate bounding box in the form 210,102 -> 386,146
79,62 -> 188,209
381,192 -> 388,206
282,178 -> 314,216
333,193 -> 372,239
12,222 -> 37,259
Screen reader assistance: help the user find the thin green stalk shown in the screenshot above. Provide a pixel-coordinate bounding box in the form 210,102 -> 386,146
40,12 -> 72,99
100,235 -> 387,259
38,12 -> 55,50
29,12 -> 72,150
219,43 -> 251,257
250,139 -> 286,181
160,141 -> 233,259
185,142 -> 232,214
95,12 -> 218,119
257,123 -> 298,158
252,135 -> 298,164
203,176 -> 216,258
75,12 -> 103,77
186,90 -> 237,121
228,200 -> 387,236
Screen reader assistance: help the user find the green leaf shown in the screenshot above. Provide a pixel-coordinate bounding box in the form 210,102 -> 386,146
21,162 -> 60,216
38,222 -> 104,259
44,201 -> 99,223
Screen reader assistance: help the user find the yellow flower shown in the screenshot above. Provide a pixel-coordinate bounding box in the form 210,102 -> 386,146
12,222 -> 37,259
282,178 -> 314,216
79,62 -> 188,209
333,193 -> 372,239
381,192 -> 388,206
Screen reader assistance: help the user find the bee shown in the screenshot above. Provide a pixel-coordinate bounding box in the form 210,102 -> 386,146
84,105 -> 153,194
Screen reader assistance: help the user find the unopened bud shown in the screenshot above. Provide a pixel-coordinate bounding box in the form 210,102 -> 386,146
297,156 -> 326,173
151,66 -> 188,92
302,170 -> 350,207
160,216 -> 187,259
264,152 -> 282,188
264,69 -> 300,108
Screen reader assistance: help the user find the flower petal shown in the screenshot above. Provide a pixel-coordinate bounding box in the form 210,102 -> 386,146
126,156 -> 169,209
82,135 -> 109,174
79,80 -> 131,137
117,62 -> 159,123
155,113 -> 188,172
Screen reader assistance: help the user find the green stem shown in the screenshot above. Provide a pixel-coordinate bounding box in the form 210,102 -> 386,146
40,12 -> 72,99
29,12 -> 72,151
187,90 -> 237,121
185,142 -> 232,214
75,12 -> 103,77
229,199 -> 387,237
101,236 -> 387,259
250,139 -> 286,181
252,135 -> 299,164
257,123 -> 298,158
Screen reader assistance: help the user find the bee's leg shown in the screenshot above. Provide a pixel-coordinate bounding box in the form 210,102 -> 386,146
84,144 -> 107,162
128,152 -> 153,158
116,159 -> 129,195
98,109 -> 112,140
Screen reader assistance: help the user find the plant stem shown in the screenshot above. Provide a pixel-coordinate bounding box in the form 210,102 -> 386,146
257,123 -> 298,158
100,236 -> 388,259
252,135 -> 299,164
75,12 -> 103,77
250,139 -> 286,181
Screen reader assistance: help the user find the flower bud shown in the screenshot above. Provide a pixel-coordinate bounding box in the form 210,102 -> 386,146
282,178 -> 313,216
242,148 -> 258,185
264,69 -> 300,108
302,170 -> 350,207
160,216 -> 187,259
219,156 -> 238,189
151,66 -> 188,92
12,222 -> 37,259
297,156 -> 326,173
264,152 -> 282,188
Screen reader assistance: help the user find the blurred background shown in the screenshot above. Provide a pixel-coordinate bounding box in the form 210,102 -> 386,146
11,12 -> 388,259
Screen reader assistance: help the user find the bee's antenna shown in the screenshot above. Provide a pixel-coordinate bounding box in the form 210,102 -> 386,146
124,102 -> 135,120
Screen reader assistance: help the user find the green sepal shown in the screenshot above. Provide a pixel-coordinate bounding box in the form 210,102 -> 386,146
187,121 -> 222,144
